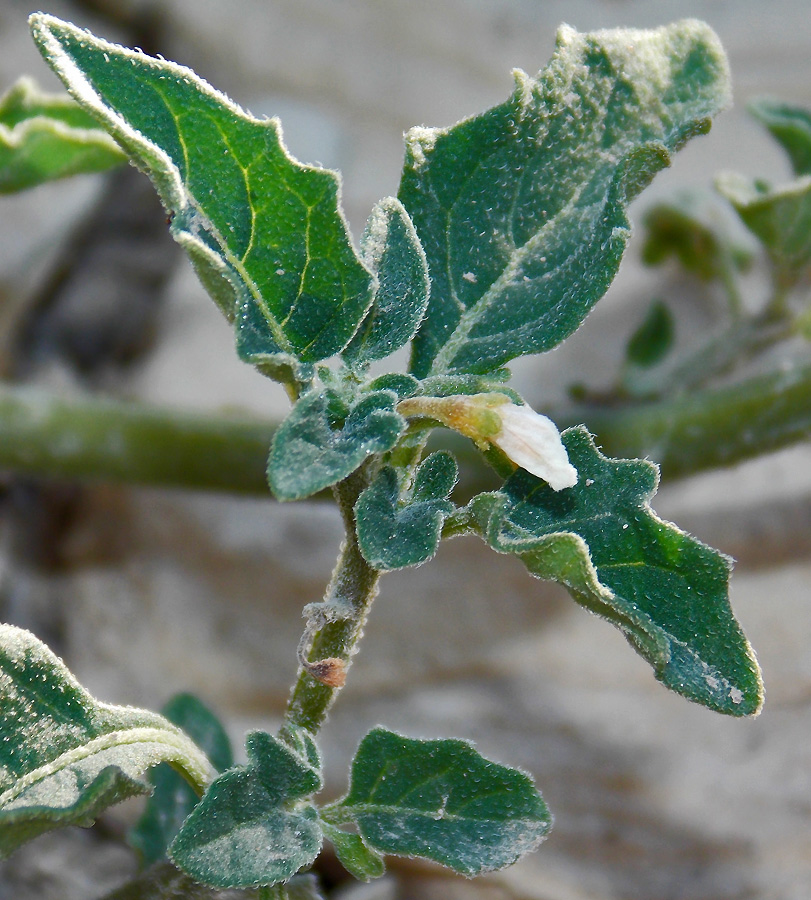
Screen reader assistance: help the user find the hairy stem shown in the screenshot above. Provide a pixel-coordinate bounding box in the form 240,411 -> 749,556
283,469 -> 381,735
0,383 -> 272,493
0,361 -> 810,497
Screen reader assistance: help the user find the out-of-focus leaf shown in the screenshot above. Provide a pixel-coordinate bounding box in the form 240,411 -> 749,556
0,76 -> 124,192
130,694 -> 234,866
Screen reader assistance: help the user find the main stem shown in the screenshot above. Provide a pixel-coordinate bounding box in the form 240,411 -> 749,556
283,468 -> 381,735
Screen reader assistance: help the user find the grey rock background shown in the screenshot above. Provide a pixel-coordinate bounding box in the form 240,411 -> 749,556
0,1 -> 810,898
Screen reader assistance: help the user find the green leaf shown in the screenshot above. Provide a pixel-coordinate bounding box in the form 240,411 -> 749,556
324,727 -> 551,876
321,823 -> 386,882
169,728 -> 322,889
641,189 -> 753,281
130,694 -> 234,867
469,427 -> 763,716
716,170 -> 811,276
399,20 -> 731,377
625,300 -> 674,369
355,451 -> 456,570
343,197 -> 430,367
0,76 -> 125,192
267,388 -> 404,500
31,14 -> 374,382
749,96 -> 811,176
0,625 -> 214,859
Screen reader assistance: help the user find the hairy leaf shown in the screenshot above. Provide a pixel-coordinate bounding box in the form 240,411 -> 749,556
355,451 -> 457,570
268,388 -> 404,500
749,96 -> 811,176
470,427 -> 763,715
31,14 -> 374,382
324,727 -> 551,876
130,694 -> 234,866
343,197 -> 430,366
321,823 -> 386,881
170,729 -> 322,888
0,76 -> 124,192
716,170 -> 811,276
0,625 -> 214,858
400,20 -> 731,376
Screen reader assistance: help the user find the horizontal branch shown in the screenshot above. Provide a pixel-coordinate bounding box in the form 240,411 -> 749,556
0,385 -> 273,494
0,362 -> 809,496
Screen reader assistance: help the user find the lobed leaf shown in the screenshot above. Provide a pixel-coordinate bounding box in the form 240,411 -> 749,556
0,76 -> 124,193
355,451 -> 457,570
130,694 -> 234,867
400,20 -> 731,376
170,728 -> 322,888
469,427 -> 763,715
30,14 -> 374,383
0,625 -> 214,858
343,197 -> 430,367
324,727 -> 551,876
268,388 -> 404,500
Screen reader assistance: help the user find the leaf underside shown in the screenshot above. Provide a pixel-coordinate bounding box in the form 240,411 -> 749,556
470,427 -> 763,716
30,14 -> 374,380
0,75 -> 124,192
400,19 -> 731,376
0,625 -> 213,859
329,727 -> 551,876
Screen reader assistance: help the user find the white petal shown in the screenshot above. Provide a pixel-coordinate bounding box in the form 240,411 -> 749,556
494,405 -> 578,490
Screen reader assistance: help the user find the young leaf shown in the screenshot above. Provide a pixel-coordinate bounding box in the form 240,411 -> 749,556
268,388 -> 404,500
323,727 -> 551,876
169,728 -> 323,888
716,171 -> 811,277
0,625 -> 215,859
399,20 -> 731,377
0,76 -> 125,192
749,96 -> 811,176
625,300 -> 675,369
343,197 -> 430,367
30,14 -> 374,382
130,694 -> 234,867
469,427 -> 763,716
355,451 -> 457,570
321,823 -> 386,882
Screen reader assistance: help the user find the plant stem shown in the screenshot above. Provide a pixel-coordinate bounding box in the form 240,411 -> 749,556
282,469 -> 381,735
560,359 -> 811,478
0,383 -> 273,493
0,361 -> 810,498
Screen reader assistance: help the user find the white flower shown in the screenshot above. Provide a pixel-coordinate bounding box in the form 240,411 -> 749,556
397,393 -> 577,491
490,401 -> 578,490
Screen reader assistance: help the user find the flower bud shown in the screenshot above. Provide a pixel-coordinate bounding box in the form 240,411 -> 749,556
397,393 -> 577,490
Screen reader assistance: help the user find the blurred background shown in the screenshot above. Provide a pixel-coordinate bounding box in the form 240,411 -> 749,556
0,1 -> 809,898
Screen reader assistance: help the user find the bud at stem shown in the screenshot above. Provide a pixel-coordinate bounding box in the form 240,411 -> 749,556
398,393 -> 577,490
